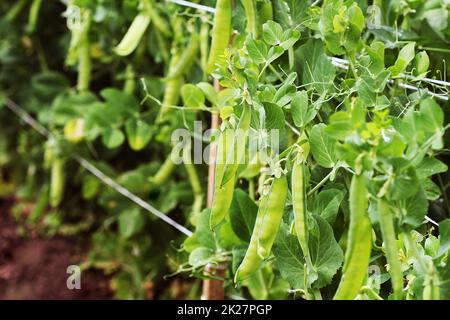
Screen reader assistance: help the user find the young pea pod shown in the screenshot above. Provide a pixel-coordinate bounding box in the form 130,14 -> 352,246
220,105 -> 252,187
210,106 -> 252,228
334,174 -> 372,300
76,10 -> 91,93
423,271 -> 440,300
378,200 -> 404,300
114,13 -> 151,56
166,29 -> 200,79
27,0 -> 42,33
143,0 -> 171,37
156,50 -> 183,123
292,161 -> 312,266
200,17 -> 210,72
210,128 -> 235,229
206,0 -> 232,74
241,0 -> 257,38
234,193 -> 268,283
257,175 -> 288,259
50,157 -> 66,208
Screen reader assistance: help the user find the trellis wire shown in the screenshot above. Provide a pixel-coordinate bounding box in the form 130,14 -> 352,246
330,57 -> 449,101
166,0 -> 216,13
4,98 -> 193,237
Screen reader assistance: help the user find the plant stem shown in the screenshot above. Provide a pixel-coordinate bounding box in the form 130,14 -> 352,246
6,0 -> 29,22
77,11 -> 91,93
378,200 -> 404,300
124,65 -> 136,94
150,156 -> 176,186
307,167 -> 336,196
249,178 -> 255,200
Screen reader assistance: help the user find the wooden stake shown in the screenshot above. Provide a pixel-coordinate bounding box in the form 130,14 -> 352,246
202,79 -> 225,300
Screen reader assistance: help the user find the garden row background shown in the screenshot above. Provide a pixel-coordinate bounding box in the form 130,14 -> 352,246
1,0 -> 450,300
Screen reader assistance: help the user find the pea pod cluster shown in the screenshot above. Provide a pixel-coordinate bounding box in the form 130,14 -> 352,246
235,175 -> 288,282
210,105 -> 252,229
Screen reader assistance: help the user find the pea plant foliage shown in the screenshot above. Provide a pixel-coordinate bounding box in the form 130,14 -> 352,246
1,0 -> 450,300
178,0 -> 450,300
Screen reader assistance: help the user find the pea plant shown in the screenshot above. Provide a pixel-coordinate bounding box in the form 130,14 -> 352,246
0,0 -> 450,300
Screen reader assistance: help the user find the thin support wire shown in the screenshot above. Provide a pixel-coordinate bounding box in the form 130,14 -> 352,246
166,0 -> 215,13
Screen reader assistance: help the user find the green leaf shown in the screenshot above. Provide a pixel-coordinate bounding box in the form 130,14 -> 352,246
196,82 -> 218,105
310,188 -> 345,224
229,189 -> 258,242
388,43 -> 415,77
263,102 -> 287,150
438,219 -> 450,257
181,84 -> 205,108
297,39 -> 335,94
183,209 -> 216,252
262,21 -> 283,46
125,119 -> 153,151
188,247 -> 215,268
413,51 -> 429,76
310,124 -> 337,168
272,223 -> 308,289
266,45 -> 284,65
400,187 -> 428,228
416,157 -> 448,179
280,29 -> 300,50
246,37 -> 268,64
424,8 -> 448,33
100,88 -> 139,116
82,175 -> 101,200
273,215 -> 343,289
102,128 -> 125,149
308,215 -> 344,288
118,208 -> 145,239
291,90 -> 316,128
417,98 -> 444,150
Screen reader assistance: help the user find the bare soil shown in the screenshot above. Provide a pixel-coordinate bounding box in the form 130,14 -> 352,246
0,198 -> 113,299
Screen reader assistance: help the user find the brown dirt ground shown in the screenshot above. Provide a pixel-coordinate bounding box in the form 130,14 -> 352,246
0,198 -> 113,299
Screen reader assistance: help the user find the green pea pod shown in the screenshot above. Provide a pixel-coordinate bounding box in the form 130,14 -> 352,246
115,13 -> 151,56
156,50 -> 183,123
378,200 -> 404,300
206,0 -> 232,74
334,174 -> 372,300
423,273 -> 440,300
292,161 -> 312,266
77,10 -> 91,93
242,0 -> 257,38
234,193 -> 268,283
220,105 -> 252,188
257,175 -> 288,259
210,129 -> 235,229
166,30 -> 200,79
143,0 -> 171,37
50,157 -> 65,208
200,17 -> 210,72
211,106 -> 252,228
257,0 -> 272,36
27,0 -> 42,33
259,0 -> 273,22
